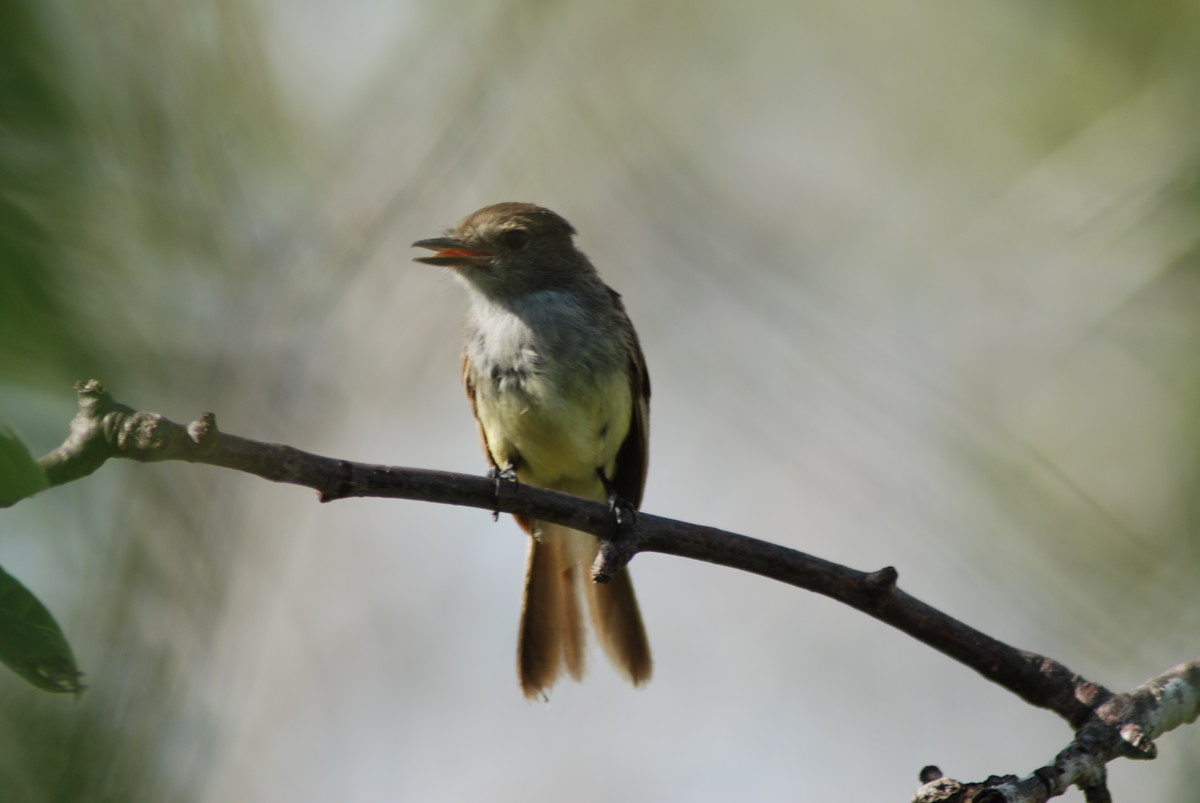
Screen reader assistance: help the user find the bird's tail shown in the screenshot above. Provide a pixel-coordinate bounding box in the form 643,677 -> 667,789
516,519 -> 652,699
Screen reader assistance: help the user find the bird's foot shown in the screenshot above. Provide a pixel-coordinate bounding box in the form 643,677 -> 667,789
489,463 -> 519,521
595,468 -> 636,533
607,492 -> 637,533
592,469 -> 638,582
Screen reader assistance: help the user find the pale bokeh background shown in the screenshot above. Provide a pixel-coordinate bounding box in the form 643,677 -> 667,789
3,1 -> 1200,800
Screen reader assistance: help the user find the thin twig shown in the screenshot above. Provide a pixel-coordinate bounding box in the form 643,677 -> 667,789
15,381 -> 1200,801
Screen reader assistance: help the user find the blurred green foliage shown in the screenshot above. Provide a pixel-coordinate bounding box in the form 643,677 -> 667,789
0,2 -> 289,801
0,427 -> 48,507
0,4 -> 96,386
0,565 -> 82,694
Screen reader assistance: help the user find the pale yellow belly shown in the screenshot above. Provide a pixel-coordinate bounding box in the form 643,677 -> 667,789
476,368 -> 632,500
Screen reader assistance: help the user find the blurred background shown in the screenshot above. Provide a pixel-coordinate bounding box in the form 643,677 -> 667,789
2,0 -> 1199,800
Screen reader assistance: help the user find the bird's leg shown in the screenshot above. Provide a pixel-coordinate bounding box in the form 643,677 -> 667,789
592,468 -> 638,583
595,468 -> 636,532
489,461 -> 519,521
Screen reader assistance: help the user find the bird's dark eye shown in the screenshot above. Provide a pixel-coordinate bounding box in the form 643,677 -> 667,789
499,228 -> 530,250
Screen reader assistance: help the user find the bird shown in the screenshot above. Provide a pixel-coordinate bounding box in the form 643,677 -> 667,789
413,202 -> 652,699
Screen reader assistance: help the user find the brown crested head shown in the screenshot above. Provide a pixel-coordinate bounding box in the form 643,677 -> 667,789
413,203 -> 594,297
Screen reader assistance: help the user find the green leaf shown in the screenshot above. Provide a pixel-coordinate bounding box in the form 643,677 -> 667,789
0,426 -> 48,507
0,565 -> 84,694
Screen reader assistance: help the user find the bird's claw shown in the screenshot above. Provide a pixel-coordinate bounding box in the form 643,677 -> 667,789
592,472 -> 639,583
595,468 -> 636,537
489,464 -> 519,521
607,492 -> 637,532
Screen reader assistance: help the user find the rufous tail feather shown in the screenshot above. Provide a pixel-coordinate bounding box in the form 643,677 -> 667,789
517,521 -> 651,698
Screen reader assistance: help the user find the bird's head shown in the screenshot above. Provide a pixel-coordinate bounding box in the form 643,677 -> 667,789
413,202 -> 593,298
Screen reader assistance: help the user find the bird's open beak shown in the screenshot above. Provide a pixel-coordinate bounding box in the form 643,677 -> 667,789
412,237 -> 493,267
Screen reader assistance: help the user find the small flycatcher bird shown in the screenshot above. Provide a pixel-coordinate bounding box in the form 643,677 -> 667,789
413,202 -> 652,699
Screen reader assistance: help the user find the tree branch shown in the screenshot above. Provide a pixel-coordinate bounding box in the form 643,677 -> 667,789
11,381 -> 1200,800
914,658 -> 1200,802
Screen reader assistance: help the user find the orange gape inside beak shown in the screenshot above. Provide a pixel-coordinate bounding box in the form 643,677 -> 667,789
437,248 -> 488,259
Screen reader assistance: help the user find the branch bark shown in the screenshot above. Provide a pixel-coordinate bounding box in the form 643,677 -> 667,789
914,659 -> 1200,802
11,381 -> 1200,801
